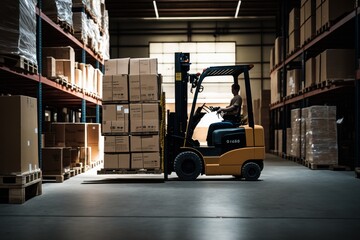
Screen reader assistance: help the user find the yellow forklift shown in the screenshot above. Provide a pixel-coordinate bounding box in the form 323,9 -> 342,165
164,53 -> 265,181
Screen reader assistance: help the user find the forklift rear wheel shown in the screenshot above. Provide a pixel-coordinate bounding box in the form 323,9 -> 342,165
174,151 -> 203,181
242,162 -> 261,181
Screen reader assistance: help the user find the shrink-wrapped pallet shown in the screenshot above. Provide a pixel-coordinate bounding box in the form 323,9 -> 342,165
304,106 -> 338,165
0,0 -> 37,65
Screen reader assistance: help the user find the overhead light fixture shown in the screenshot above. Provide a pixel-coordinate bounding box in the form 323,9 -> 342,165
235,0 -> 242,18
153,1 -> 159,19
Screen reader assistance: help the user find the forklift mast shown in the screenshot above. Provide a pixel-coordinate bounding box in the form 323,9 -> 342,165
165,53 -> 191,177
174,52 -> 191,137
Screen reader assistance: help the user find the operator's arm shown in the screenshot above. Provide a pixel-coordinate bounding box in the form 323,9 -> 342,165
217,105 -> 237,113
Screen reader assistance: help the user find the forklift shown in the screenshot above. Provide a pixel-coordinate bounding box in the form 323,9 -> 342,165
164,53 -> 265,181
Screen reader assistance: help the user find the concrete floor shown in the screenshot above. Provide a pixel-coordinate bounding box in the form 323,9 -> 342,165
1,154 -> 360,240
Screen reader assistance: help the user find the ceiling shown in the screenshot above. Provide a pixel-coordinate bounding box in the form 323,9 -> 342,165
105,0 -> 282,20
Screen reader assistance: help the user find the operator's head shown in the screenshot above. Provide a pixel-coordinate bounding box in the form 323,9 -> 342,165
231,83 -> 240,94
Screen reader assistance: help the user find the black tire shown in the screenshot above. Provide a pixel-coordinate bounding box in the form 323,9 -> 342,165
242,162 -> 261,181
174,151 -> 203,181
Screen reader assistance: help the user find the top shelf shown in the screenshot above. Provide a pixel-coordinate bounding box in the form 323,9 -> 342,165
270,7 -> 358,74
37,8 -> 104,65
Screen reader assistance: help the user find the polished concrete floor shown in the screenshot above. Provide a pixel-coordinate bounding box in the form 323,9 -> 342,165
1,154 -> 360,240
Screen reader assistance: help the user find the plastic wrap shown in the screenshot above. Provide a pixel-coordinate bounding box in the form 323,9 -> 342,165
73,11 -> 88,44
0,0 -> 37,65
101,9 -> 110,59
90,0 -> 101,24
304,106 -> 338,164
290,108 -> 301,158
43,0 -> 73,27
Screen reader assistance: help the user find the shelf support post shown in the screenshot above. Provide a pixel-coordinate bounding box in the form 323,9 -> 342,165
81,99 -> 86,123
355,6 -> 360,168
37,0 -> 43,168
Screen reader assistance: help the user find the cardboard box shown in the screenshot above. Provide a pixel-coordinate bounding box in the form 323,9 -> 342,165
130,58 -> 158,75
274,37 -> 283,66
87,123 -> 100,162
289,8 -> 300,34
103,75 -> 113,101
104,136 -> 129,152
304,0 -> 313,21
65,123 -> 86,147
78,63 -> 87,89
75,68 -> 83,88
269,47 -> 274,70
143,152 -> 161,169
42,147 -> 64,175
0,96 -> 39,174
288,30 -> 300,54
104,154 -> 118,168
130,135 -> 160,152
315,54 -> 321,84
113,75 -> 128,101
300,4 -> 306,25
43,132 -> 56,147
322,0 -> 354,25
79,146 -> 91,166
304,16 -> 315,41
129,74 -> 159,102
316,5 -> 322,32
119,154 -> 131,169
130,103 -> 159,133
70,148 -> 80,166
105,58 -> 130,75
305,58 -> 316,88
129,75 -> 141,101
46,56 -> 56,78
320,49 -> 355,82
51,123 -> 66,147
131,153 -> 144,169
104,153 -> 130,169
140,75 -> 159,101
102,104 -> 129,133
300,23 -> 305,46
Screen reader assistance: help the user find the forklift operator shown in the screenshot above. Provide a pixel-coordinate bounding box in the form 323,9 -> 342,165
206,83 -> 242,145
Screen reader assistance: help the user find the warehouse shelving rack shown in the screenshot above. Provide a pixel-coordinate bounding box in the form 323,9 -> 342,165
0,1 -> 103,167
269,2 -> 360,170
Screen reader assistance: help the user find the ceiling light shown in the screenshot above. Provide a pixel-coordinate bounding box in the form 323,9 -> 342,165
153,1 -> 159,19
235,0 -> 242,18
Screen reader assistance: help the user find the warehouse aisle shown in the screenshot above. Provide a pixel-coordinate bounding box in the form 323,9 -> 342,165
0,154 -> 359,240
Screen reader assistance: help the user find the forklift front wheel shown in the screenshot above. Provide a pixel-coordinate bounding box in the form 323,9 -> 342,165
242,162 -> 261,181
174,151 -> 203,181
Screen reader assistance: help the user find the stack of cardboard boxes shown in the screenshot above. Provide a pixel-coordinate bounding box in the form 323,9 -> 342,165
42,123 -> 101,175
42,46 -> 103,98
316,0 -> 354,34
103,58 -> 162,170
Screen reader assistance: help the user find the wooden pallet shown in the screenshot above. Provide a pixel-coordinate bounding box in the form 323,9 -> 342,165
0,54 -> 38,74
98,168 -> 162,175
42,171 -> 71,183
304,161 -> 349,170
0,170 -> 42,204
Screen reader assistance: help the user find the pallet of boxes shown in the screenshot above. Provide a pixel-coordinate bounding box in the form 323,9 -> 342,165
42,122 -> 102,182
0,96 -> 42,203
99,57 -> 163,174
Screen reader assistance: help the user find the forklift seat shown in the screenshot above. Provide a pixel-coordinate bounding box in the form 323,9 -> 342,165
212,128 -> 246,146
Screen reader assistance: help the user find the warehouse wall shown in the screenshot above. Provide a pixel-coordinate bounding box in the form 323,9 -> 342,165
109,19 -> 276,99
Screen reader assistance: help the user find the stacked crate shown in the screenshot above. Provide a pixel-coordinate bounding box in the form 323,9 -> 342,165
316,0 -> 354,33
42,46 -> 103,98
42,123 -> 101,177
288,7 -> 300,55
304,106 -> 338,166
102,58 -> 162,172
300,0 -> 316,46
